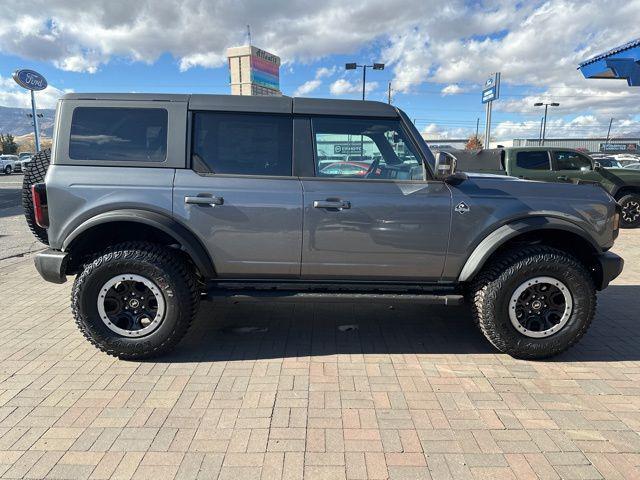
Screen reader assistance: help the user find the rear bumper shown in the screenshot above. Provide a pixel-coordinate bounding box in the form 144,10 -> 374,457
34,249 -> 69,284
595,251 -> 624,290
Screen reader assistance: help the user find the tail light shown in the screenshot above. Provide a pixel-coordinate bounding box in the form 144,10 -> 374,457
31,183 -> 49,228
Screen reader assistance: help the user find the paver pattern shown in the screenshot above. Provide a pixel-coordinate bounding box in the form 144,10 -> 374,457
0,230 -> 638,479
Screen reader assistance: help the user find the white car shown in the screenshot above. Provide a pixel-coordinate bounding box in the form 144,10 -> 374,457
0,154 -> 18,175
624,162 -> 640,170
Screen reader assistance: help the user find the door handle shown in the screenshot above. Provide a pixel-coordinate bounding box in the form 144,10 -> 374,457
313,200 -> 351,210
185,195 -> 224,206
557,175 -> 569,181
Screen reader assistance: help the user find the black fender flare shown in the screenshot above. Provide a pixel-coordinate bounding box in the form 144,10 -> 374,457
457,216 -> 599,282
62,209 -> 216,277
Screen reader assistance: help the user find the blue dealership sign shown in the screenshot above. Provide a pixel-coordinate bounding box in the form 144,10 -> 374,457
482,73 -> 500,104
12,69 -> 48,91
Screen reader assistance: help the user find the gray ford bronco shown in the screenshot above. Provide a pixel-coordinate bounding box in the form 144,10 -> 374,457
26,93 -> 623,360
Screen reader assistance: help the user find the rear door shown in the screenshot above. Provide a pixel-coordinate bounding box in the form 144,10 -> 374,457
173,109 -> 303,278
300,116 -> 451,281
509,150 -> 556,181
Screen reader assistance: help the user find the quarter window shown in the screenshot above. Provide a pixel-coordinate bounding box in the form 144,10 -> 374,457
312,117 -> 423,180
555,151 -> 592,171
69,107 -> 167,162
515,151 -> 550,170
191,112 -> 292,176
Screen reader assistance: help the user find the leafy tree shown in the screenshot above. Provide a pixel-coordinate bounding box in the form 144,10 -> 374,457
0,134 -> 18,154
465,134 -> 483,150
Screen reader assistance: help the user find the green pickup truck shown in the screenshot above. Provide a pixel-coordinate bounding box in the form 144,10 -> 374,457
451,146 -> 640,228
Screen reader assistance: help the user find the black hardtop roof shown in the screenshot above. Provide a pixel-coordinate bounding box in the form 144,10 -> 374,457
61,93 -> 399,117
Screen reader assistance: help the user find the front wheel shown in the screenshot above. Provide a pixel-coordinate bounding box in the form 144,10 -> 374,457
72,242 -> 200,359
471,246 -> 596,359
618,194 -> 640,228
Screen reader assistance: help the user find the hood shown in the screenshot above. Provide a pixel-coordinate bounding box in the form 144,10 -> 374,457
601,167 -> 640,182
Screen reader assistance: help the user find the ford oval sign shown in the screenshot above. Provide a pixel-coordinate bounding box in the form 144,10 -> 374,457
12,69 -> 48,91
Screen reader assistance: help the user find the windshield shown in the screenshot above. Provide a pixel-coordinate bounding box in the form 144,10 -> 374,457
397,108 -> 435,171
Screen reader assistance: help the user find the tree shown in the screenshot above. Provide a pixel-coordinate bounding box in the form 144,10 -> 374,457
0,134 -> 18,154
465,134 -> 483,150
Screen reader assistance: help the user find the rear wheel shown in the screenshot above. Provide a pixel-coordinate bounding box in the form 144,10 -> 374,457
22,149 -> 51,244
471,246 -> 596,359
618,194 -> 640,228
72,242 -> 200,359
4,165 -> 12,175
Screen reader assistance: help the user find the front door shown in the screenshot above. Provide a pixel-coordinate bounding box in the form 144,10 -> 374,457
173,111 -> 303,278
301,116 -> 451,281
553,150 -> 602,185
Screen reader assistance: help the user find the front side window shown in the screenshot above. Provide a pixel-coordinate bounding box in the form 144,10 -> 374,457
555,151 -> 592,171
516,151 -> 550,170
69,107 -> 167,162
191,112 -> 292,176
313,117 -> 424,180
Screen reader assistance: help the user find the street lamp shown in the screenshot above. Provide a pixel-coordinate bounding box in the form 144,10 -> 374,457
345,62 -> 385,100
534,102 -> 560,145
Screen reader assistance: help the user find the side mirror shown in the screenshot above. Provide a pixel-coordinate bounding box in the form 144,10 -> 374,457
593,162 -> 602,170
434,151 -> 457,179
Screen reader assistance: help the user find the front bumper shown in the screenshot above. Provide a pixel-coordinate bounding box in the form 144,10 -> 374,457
595,251 -> 624,290
34,249 -> 69,284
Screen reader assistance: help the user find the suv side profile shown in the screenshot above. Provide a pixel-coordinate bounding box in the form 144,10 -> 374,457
29,93 -> 623,360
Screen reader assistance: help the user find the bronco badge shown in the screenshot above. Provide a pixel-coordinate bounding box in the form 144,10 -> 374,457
455,202 -> 470,214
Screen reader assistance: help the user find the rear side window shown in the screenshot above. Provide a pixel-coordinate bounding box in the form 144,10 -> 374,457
69,107 -> 167,162
191,112 -> 292,176
516,151 -> 550,170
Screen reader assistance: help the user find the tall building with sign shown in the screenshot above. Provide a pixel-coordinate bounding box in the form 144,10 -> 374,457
227,45 -> 281,96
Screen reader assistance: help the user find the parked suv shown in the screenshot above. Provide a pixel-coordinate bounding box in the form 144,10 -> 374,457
27,93 -> 623,360
0,154 -> 18,174
450,146 -> 640,227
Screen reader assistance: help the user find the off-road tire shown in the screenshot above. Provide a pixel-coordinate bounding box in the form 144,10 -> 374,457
617,194 -> 640,228
22,149 -> 51,244
72,242 -> 200,360
471,246 -> 596,359
4,165 -> 12,175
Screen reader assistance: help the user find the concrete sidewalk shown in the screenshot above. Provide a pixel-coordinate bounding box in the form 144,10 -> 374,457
0,231 -> 638,479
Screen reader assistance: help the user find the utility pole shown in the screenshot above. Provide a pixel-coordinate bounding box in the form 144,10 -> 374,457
475,117 -> 479,138
387,82 -> 392,104
606,118 -> 614,143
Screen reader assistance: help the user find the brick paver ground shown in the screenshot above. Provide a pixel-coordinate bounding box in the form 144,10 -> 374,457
0,231 -> 638,479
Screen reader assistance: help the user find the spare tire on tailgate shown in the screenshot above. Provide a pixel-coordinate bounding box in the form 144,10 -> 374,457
22,149 -> 51,245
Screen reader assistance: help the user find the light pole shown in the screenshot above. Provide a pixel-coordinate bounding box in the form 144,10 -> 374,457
534,102 -> 559,146
345,62 -> 385,100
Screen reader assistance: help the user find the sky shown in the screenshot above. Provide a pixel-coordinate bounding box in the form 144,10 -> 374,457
0,0 -> 639,141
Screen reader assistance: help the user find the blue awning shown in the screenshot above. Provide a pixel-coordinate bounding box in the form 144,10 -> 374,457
579,38 -> 640,86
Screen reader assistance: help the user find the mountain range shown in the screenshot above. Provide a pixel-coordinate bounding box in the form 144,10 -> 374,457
0,105 -> 55,137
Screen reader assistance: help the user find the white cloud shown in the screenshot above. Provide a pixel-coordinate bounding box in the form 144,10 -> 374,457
441,84 -> 465,96
330,78 -> 378,96
294,79 -> 322,96
315,66 -> 336,79
0,75 -> 70,109
421,123 -> 469,140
